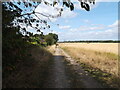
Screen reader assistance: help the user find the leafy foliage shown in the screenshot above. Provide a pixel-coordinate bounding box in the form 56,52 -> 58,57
3,0 -> 95,35
2,0 -> 95,75
2,3 -> 31,74
29,33 -> 58,46
45,33 -> 59,45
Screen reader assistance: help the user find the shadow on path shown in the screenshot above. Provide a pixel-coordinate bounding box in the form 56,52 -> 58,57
43,56 -> 70,88
43,48 -> 85,88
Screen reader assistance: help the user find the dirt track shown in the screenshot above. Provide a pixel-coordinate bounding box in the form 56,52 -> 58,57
43,48 -> 71,88
43,47 -> 105,88
3,46 -> 106,88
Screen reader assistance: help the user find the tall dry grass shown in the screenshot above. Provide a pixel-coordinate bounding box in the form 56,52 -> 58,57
60,43 -> 118,76
3,46 -> 53,88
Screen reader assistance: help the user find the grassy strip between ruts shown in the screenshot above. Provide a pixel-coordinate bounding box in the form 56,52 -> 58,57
60,46 -> 119,88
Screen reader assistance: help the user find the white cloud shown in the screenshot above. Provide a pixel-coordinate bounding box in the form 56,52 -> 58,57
83,19 -> 91,23
61,8 -> 77,18
59,28 -> 118,41
35,2 -> 77,23
58,20 -> 118,41
108,20 -> 118,28
59,25 -> 71,29
70,25 -> 105,32
89,27 -> 103,30
35,2 -> 59,22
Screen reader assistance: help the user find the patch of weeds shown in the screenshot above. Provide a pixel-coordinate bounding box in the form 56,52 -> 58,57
95,51 -> 102,55
79,63 -> 117,88
105,52 -> 118,60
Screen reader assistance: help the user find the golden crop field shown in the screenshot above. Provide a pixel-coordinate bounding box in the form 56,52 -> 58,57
59,43 -> 118,55
59,43 -> 119,76
59,43 -> 119,87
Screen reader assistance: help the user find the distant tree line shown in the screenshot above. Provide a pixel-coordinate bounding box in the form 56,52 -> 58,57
59,40 -> 120,43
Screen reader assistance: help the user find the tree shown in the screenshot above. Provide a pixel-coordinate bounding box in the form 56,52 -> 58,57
45,33 -> 58,45
48,33 -> 59,43
45,35 -> 54,45
3,0 -> 95,35
2,3 -> 29,72
2,0 -> 95,74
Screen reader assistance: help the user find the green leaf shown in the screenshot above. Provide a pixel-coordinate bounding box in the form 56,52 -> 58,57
63,2 -> 69,8
70,2 -> 74,11
37,29 -> 40,32
53,1 -> 57,6
23,28 -> 26,32
36,20 -> 39,23
43,20 -> 47,24
81,2 -> 90,11
44,1 -> 48,5
29,3 -> 32,7
36,24 -> 39,27
17,2 -> 21,5
61,8 -> 63,11
48,25 -> 50,28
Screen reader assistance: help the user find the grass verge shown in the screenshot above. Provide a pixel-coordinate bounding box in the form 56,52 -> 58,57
3,45 -> 53,88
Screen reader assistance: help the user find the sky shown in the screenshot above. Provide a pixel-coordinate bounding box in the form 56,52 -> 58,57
18,0 -> 119,41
